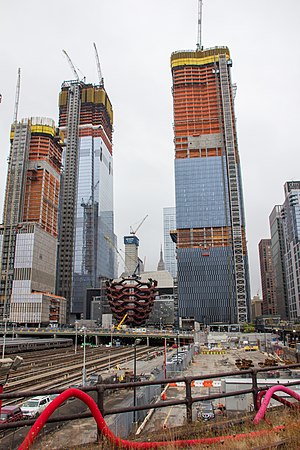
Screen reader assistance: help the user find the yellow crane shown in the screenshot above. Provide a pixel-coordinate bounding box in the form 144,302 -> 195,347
116,313 -> 128,330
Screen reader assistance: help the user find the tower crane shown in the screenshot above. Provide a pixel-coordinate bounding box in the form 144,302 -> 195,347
13,68 -> 21,124
93,42 -> 104,87
196,0 -> 203,51
130,214 -> 148,235
62,49 -> 80,81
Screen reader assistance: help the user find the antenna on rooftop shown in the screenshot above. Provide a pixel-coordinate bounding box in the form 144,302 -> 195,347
13,68 -> 21,124
196,0 -> 203,51
93,42 -> 104,87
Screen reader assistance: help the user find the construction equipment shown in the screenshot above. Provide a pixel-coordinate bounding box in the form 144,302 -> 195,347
13,68 -> 21,124
93,42 -> 104,87
62,50 -> 80,81
130,215 -> 148,235
218,55 -> 248,323
196,0 -> 203,51
116,313 -> 128,330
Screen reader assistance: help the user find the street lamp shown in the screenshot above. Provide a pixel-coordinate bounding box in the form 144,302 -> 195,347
2,317 -> 9,359
133,338 -> 141,424
0,356 -> 23,413
74,321 -> 78,355
82,327 -> 87,386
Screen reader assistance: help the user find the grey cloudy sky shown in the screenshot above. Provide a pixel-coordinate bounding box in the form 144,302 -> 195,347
0,1 -> 300,295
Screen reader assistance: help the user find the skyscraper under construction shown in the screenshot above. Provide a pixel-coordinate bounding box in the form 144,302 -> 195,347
57,78 -> 117,319
171,44 -> 250,324
0,118 -> 66,324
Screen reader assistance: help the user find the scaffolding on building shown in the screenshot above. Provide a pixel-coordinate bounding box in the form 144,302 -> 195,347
218,55 -> 248,324
0,122 -> 31,320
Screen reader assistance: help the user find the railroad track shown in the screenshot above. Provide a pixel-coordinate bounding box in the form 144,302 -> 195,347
4,346 -> 160,396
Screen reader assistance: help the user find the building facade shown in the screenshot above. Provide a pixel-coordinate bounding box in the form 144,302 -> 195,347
163,207 -> 177,277
258,239 -> 276,316
57,82 -> 117,319
0,118 -> 66,324
171,47 -> 250,324
269,205 -> 289,320
281,181 -> 300,321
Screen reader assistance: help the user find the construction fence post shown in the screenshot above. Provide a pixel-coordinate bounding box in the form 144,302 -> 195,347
185,378 -> 193,423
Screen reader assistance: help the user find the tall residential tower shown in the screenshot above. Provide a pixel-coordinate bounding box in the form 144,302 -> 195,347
171,47 -> 250,324
57,80 -> 116,319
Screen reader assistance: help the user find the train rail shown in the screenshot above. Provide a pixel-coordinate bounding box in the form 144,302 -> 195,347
3,346 -> 161,402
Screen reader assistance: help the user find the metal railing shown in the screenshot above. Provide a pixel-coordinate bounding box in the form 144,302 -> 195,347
1,362 -> 300,434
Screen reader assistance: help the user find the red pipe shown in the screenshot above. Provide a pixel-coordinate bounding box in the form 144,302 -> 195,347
253,384 -> 300,425
256,389 -> 300,411
19,387 -> 285,450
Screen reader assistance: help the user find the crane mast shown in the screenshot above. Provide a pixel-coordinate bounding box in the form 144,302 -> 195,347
13,68 -> 21,124
93,42 -> 104,87
196,0 -> 203,51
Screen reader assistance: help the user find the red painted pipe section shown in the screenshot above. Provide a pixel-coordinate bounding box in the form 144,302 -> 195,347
253,384 -> 300,425
19,387 -> 286,450
256,389 -> 300,412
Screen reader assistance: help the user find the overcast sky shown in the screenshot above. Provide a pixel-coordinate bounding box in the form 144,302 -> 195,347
0,0 -> 300,295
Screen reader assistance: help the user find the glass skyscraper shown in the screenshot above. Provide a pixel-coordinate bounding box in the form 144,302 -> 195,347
57,82 -> 117,318
281,181 -> 300,321
163,207 -> 177,278
171,47 -> 250,324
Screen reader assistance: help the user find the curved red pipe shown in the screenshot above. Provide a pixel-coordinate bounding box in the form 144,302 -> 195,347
19,388 -> 285,450
253,385 -> 300,425
256,389 -> 300,411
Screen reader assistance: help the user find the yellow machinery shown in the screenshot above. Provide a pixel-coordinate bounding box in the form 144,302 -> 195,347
116,313 -> 128,331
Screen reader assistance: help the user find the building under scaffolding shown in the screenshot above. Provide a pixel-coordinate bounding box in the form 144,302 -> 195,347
0,118 -> 66,324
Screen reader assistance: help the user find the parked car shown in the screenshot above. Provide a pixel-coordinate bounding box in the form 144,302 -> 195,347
197,402 -> 215,421
21,396 -> 51,418
0,406 -> 24,423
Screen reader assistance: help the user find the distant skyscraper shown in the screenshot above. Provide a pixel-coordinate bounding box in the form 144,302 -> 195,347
258,239 -> 276,316
281,181 -> 300,321
57,81 -> 116,319
157,246 -> 165,271
0,118 -> 66,324
269,205 -> 289,320
163,207 -> 177,277
171,47 -> 250,324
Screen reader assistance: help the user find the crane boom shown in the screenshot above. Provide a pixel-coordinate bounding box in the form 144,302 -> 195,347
130,214 -> 148,235
93,42 -> 104,87
13,68 -> 21,124
62,49 -> 80,81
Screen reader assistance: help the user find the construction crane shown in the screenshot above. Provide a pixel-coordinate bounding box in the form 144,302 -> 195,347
62,49 -> 80,81
93,42 -> 104,87
196,0 -> 203,51
130,215 -> 148,235
116,313 -> 128,330
13,68 -> 21,123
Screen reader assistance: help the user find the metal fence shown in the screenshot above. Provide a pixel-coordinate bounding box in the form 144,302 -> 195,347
1,362 -> 300,442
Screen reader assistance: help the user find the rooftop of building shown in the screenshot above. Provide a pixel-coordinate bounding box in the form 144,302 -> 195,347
171,46 -> 230,68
